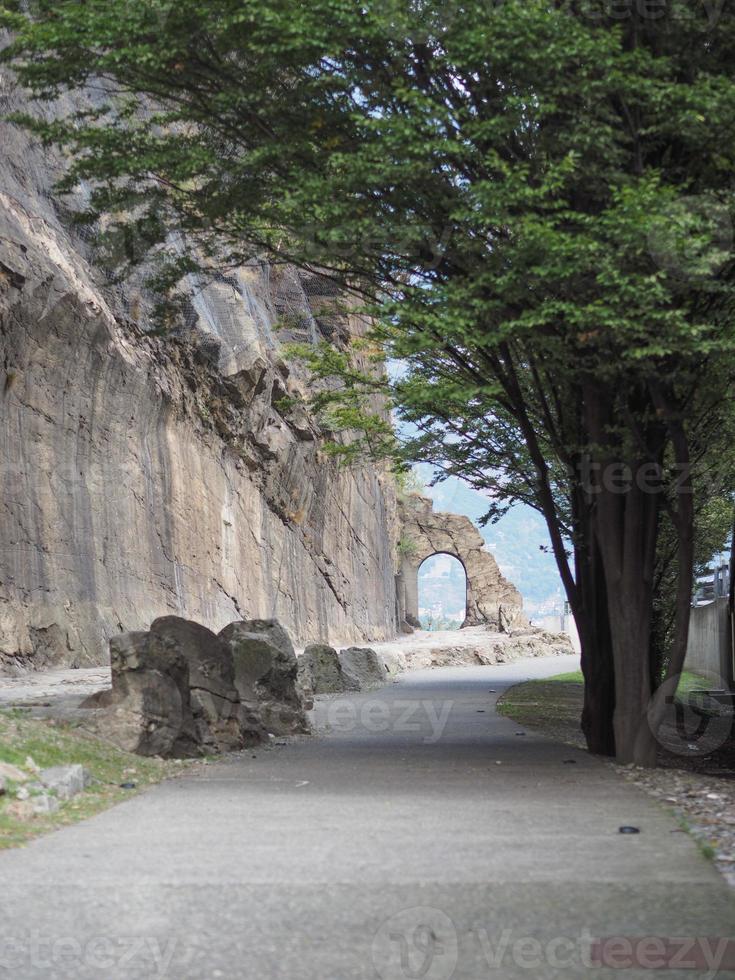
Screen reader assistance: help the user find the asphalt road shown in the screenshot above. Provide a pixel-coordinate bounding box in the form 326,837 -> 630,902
1,653 -> 733,979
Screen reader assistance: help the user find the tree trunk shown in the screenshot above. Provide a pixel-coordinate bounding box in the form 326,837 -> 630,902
645,382 -> 696,741
579,621 -> 616,756
594,480 -> 660,767
608,591 -> 658,766
576,536 -> 616,756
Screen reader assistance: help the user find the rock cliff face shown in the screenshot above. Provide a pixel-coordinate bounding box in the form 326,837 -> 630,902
0,79 -> 400,672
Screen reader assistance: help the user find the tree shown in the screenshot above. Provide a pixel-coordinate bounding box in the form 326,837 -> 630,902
650,402 -> 735,688
3,0 -> 735,763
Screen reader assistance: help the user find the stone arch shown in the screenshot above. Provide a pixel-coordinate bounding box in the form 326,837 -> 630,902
397,495 -> 523,630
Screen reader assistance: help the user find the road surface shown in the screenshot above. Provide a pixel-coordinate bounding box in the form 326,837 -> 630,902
1,653 -> 733,978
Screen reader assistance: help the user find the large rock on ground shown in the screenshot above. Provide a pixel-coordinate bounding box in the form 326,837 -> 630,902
298,643 -> 356,695
83,618 -> 267,756
219,620 -> 309,735
492,628 -> 574,662
39,764 -> 92,801
150,616 -> 266,751
83,630 -> 195,757
338,647 -> 389,691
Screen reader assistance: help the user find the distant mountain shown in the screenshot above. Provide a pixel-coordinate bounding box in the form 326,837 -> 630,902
417,553 -> 466,626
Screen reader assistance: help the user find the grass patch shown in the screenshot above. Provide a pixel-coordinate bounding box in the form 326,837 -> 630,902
675,814 -> 718,861
0,710 -> 184,849
497,670 -> 586,747
545,670 -> 584,684
675,671 -> 713,699
497,668 -> 719,751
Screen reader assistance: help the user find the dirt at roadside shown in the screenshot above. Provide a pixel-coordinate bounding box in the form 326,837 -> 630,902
619,766 -> 735,888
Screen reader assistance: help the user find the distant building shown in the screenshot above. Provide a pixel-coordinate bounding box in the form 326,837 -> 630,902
693,562 -> 730,606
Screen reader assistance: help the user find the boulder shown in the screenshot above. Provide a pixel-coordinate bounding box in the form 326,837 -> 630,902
380,650 -> 407,677
150,616 -> 266,751
32,794 -> 60,815
150,616 -> 235,699
81,616 -> 316,755
39,764 -> 92,801
0,761 -> 28,784
84,620 -> 268,756
219,620 -> 309,735
82,629 -> 195,757
338,647 -> 389,691
298,643 -> 355,695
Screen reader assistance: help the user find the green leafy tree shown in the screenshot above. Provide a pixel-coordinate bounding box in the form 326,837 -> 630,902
4,0 -> 735,763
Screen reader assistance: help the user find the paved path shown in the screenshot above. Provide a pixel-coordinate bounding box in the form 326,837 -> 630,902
1,654 -> 733,979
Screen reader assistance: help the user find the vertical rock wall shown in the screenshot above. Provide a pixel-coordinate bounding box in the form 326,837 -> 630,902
0,84 -> 400,671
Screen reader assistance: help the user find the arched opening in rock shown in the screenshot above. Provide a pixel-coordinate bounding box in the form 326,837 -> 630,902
417,553 -> 468,631
396,495 -> 523,631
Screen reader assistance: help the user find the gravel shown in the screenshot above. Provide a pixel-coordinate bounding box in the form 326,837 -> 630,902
615,765 -> 735,888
